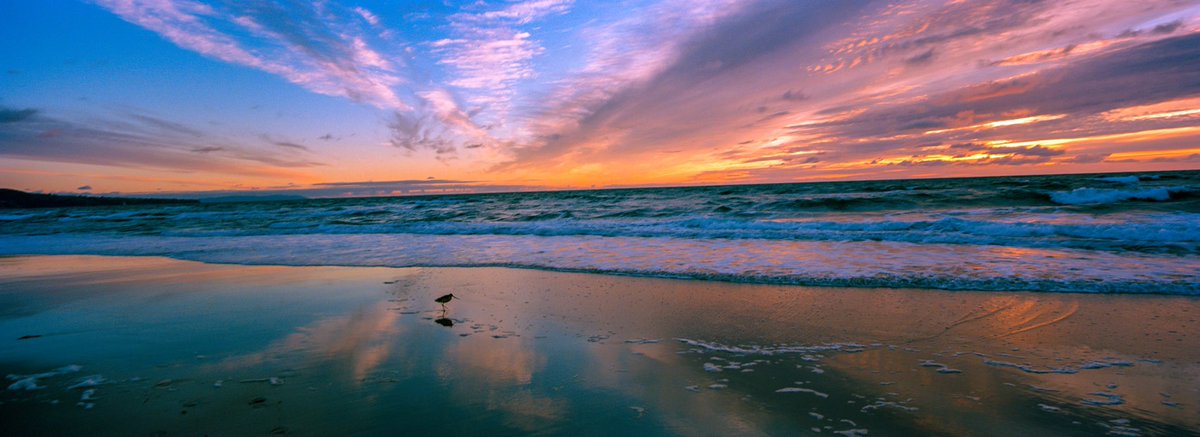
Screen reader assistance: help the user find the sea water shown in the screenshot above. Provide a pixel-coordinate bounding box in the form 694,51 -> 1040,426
2,171 -> 1198,294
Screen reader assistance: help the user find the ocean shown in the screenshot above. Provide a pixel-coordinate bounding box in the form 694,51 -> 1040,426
2,171 -> 1198,294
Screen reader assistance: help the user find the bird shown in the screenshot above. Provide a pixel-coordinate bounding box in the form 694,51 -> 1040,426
435,293 -> 458,309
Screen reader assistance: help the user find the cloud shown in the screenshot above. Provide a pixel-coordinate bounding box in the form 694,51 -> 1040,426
467,0 -> 1200,185
473,0 -> 574,25
0,107 -> 322,175
161,179 -> 538,199
431,0 -> 576,127
77,185 -> 92,191
1118,19 -> 1185,38
1066,153 -> 1111,163
94,0 -> 408,110
127,113 -> 206,137
274,141 -> 308,150
946,142 -> 1065,157
260,135 -> 310,151
809,33 -> 1200,142
388,112 -> 455,154
433,29 -> 541,93
417,88 -> 489,139
353,7 -> 380,26
500,0 -> 767,166
383,87 -> 501,156
1151,20 -> 1184,34
0,107 -> 38,123
313,179 -> 469,188
904,48 -> 936,66
375,1 -> 582,157
781,90 -> 808,101
297,178 -> 538,196
29,0 -> 1200,190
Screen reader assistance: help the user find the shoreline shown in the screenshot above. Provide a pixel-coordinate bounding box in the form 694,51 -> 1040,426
2,255 -> 1197,435
3,235 -> 1197,296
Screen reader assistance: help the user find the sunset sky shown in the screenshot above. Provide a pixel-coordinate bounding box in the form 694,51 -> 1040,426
2,0 -> 1199,197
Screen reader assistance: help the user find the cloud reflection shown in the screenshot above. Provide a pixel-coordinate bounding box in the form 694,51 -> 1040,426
214,300 -> 402,382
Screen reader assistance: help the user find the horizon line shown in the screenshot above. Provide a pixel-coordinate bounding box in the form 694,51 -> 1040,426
13,167 -> 1198,201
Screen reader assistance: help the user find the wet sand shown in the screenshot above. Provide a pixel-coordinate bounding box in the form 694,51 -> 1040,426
1,255 -> 1197,436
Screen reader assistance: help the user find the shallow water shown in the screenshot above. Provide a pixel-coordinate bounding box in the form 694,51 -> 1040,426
2,256 -> 1197,435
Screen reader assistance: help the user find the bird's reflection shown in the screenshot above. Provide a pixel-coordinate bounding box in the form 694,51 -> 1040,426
435,317 -> 454,327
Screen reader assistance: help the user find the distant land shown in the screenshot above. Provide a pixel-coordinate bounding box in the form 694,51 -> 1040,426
0,189 -> 200,209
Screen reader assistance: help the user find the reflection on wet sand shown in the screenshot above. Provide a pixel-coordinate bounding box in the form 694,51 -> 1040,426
212,300 -> 403,382
1,256 -> 1197,436
437,337 -> 565,431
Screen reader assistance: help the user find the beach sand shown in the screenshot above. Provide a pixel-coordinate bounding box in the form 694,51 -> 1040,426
1,255 -> 1197,436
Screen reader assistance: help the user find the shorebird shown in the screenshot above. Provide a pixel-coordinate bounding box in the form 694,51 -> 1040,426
435,293 -> 458,309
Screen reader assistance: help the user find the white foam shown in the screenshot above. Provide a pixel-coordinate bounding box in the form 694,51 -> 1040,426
3,221 -> 1199,294
624,339 -> 659,344
1037,403 -> 1061,413
833,429 -> 869,436
6,365 -> 82,391
861,400 -> 918,413
0,214 -> 38,221
984,358 -> 1135,374
1106,426 -> 1141,437
679,339 -> 868,356
1080,360 -> 1133,369
67,375 -> 106,390
7,377 -> 43,391
1096,176 -> 1140,184
1082,392 -> 1125,406
919,360 -> 961,374
776,387 -> 830,398
1049,187 -> 1177,205
983,360 -> 1077,374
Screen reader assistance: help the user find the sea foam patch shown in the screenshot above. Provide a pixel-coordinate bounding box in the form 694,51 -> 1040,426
6,365 -> 83,391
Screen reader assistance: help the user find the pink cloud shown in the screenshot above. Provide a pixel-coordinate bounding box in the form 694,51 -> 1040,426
492,0 -> 1200,184
95,0 -> 408,110
353,6 -> 380,26
476,0 -> 574,25
430,0 -> 579,132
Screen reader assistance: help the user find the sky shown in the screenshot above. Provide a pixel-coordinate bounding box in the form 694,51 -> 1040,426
1,0 -> 1199,197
